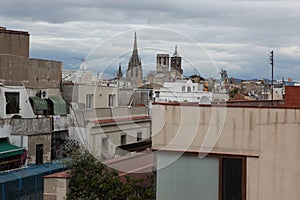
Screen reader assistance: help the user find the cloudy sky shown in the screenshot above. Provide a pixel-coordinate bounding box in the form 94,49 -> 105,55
1,0 -> 300,80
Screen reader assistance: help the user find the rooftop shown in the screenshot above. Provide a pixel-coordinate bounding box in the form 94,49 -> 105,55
0,26 -> 29,36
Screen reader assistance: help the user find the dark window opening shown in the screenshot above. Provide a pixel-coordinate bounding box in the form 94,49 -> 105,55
121,135 -> 126,146
187,86 -> 191,93
137,132 -> 142,141
5,92 -> 20,114
36,144 -> 43,165
108,94 -> 115,107
220,157 -> 246,200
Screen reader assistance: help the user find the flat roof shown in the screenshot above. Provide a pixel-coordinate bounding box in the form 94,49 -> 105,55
91,116 -> 150,125
0,27 -> 29,36
152,101 -> 300,109
44,171 -> 70,179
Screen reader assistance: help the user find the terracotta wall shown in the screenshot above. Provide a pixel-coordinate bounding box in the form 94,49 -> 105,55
284,86 -> 300,107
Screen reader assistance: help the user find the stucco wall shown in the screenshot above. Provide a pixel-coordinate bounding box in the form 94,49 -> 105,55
89,121 -> 150,159
0,86 -> 35,118
62,84 -> 118,109
0,29 -> 29,57
0,55 -> 62,89
152,104 -> 300,200
44,178 -> 69,200
27,134 -> 51,164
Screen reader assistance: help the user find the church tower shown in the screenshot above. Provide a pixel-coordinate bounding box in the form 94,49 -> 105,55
170,45 -> 183,77
116,63 -> 123,80
156,54 -> 170,73
126,32 -> 143,86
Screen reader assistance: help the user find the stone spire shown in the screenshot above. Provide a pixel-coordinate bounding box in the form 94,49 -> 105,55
133,32 -> 138,53
173,45 -> 178,57
116,63 -> 123,79
126,32 -> 143,85
128,32 -> 141,70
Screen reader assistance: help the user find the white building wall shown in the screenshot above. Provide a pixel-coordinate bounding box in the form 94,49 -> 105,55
0,86 -> 35,118
89,121 -> 150,159
156,80 -> 211,103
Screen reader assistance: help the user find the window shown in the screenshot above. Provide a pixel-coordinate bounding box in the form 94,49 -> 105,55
137,132 -> 143,141
86,94 -> 94,109
108,94 -> 115,107
5,92 -> 20,114
187,86 -> 191,93
121,134 -> 126,146
36,144 -> 43,165
155,91 -> 160,97
102,137 -> 108,155
182,86 -> 186,92
221,157 -> 246,200
156,152 -> 246,200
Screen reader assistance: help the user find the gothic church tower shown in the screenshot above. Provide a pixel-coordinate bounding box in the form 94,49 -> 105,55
170,45 -> 183,77
126,32 -> 143,86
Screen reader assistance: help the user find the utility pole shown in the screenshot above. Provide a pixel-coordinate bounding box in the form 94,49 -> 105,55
270,50 -> 274,105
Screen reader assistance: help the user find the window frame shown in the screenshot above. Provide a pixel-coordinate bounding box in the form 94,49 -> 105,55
5,92 -> 20,114
108,94 -> 115,107
120,134 -> 126,146
137,132 -> 142,142
85,94 -> 94,109
218,155 -> 247,200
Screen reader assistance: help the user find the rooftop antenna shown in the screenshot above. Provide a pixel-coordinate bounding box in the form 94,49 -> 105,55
270,50 -> 274,105
74,57 -> 87,71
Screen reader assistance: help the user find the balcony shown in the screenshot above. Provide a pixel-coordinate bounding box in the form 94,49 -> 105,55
8,118 -> 51,135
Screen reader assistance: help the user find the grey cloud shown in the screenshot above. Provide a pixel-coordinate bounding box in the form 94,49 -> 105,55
1,0 -> 300,79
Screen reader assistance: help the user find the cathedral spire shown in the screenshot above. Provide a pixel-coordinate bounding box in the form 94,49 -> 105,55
173,45 -> 178,57
128,32 -> 141,69
116,63 -> 123,79
126,32 -> 143,84
133,32 -> 138,53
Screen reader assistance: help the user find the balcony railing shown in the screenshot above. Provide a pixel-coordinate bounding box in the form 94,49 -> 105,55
9,118 -> 51,135
84,106 -> 149,121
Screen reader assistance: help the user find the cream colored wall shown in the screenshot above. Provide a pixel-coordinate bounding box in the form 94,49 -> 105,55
44,178 -> 69,200
90,121 -> 150,159
95,86 -> 118,108
64,85 -> 118,109
27,134 -> 51,164
152,104 -> 300,200
77,85 -> 96,107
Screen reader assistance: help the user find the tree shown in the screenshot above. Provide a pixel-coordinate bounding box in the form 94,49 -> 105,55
229,87 -> 239,99
65,148 -> 155,200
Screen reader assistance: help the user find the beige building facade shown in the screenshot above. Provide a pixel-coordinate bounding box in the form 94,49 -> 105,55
152,102 -> 300,200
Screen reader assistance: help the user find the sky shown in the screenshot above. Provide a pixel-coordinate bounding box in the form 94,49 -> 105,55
1,0 -> 300,80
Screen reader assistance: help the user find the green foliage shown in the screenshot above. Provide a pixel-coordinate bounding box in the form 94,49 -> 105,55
229,87 -> 239,98
65,149 -> 155,200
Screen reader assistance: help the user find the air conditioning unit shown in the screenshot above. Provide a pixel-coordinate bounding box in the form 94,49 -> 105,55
38,90 -> 48,99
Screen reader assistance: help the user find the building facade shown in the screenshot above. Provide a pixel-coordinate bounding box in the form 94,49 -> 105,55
63,70 -> 151,160
0,27 -> 68,170
152,88 -> 300,199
